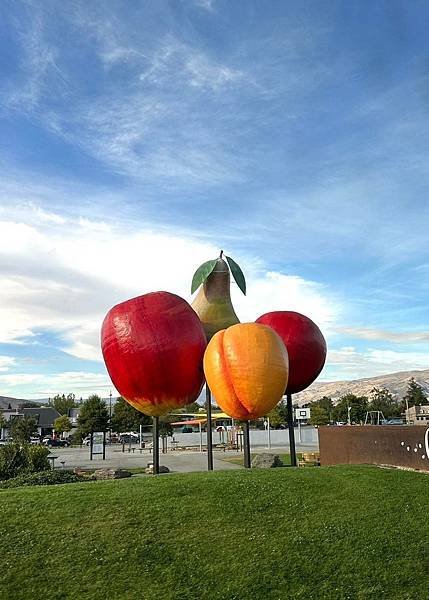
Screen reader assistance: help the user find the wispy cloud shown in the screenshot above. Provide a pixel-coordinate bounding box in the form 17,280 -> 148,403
336,327 -> 429,344
193,0 -> 216,12
0,356 -> 16,372
325,346 -> 429,380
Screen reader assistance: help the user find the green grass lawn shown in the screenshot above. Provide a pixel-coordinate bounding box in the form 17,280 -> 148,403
1,466 -> 428,600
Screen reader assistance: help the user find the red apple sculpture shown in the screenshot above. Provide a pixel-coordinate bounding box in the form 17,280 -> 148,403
101,291 -> 207,416
255,311 -> 326,393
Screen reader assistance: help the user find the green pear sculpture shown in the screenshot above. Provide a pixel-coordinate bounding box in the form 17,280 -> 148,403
191,251 -> 246,340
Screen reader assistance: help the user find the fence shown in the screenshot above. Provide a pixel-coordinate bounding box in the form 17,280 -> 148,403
318,425 -> 429,471
169,426 -> 318,449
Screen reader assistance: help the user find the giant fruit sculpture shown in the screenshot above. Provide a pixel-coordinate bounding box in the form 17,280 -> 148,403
203,323 -> 289,419
191,251 -> 245,340
256,311 -> 326,394
101,291 -> 207,416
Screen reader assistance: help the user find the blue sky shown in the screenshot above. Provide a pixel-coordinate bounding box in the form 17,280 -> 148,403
0,0 -> 428,399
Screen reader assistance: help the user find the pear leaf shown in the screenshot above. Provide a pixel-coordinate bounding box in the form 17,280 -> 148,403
191,259 -> 217,294
226,255 -> 246,295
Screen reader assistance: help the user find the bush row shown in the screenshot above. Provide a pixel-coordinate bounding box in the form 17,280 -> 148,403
0,443 -> 50,480
0,469 -> 88,489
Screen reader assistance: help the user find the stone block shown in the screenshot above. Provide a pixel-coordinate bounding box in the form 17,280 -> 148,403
251,453 -> 284,469
92,468 -> 131,480
144,464 -> 170,474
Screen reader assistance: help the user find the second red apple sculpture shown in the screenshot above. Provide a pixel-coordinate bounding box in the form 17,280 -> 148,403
256,310 -> 327,466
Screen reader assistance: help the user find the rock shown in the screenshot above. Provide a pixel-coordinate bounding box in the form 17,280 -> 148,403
251,453 -> 284,469
144,464 -> 170,474
73,467 -> 91,477
92,468 -> 131,480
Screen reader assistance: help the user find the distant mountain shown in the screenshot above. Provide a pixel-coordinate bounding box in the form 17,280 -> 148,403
0,396 -> 39,410
293,368 -> 429,406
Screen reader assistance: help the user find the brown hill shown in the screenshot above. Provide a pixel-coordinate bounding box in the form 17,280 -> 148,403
0,396 -> 38,410
293,368 -> 429,406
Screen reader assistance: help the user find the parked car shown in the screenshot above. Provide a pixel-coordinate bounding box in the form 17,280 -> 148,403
30,437 -> 41,445
42,438 -> 69,448
119,433 -> 140,444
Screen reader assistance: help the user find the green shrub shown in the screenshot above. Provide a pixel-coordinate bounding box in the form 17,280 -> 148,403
68,431 -> 83,446
27,444 -> 50,472
0,443 -> 50,480
0,469 -> 87,488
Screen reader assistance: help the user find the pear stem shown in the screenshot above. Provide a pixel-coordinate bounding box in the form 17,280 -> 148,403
219,250 -> 224,259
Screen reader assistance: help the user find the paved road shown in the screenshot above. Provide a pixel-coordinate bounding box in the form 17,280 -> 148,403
48,443 -> 319,473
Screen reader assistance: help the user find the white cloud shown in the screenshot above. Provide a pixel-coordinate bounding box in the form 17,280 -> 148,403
232,272 -> 337,333
0,206 -> 338,367
0,356 -> 16,372
326,346 -> 429,380
336,327 -> 429,344
0,371 -> 113,399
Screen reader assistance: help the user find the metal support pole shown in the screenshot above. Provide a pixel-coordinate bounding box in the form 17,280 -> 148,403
153,416 -> 160,474
206,384 -> 213,471
109,390 -> 112,442
89,431 -> 93,461
243,421 -> 251,468
287,393 -> 297,467
102,431 -> 106,460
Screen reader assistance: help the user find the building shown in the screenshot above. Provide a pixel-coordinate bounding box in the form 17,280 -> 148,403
22,407 -> 61,437
405,405 -> 429,425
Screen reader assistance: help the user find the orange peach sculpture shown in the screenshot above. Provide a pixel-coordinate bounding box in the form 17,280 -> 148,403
203,322 -> 289,420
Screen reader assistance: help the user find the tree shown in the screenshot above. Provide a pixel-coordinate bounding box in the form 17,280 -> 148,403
110,397 -> 151,433
276,399 -> 288,423
77,395 -> 110,437
266,405 -> 284,428
311,396 -> 334,422
53,415 -> 72,436
159,415 -> 174,438
10,416 -> 38,443
368,387 -> 400,418
333,394 -> 368,424
403,378 -> 427,408
310,405 -> 330,426
182,401 -> 203,413
49,393 -> 78,416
